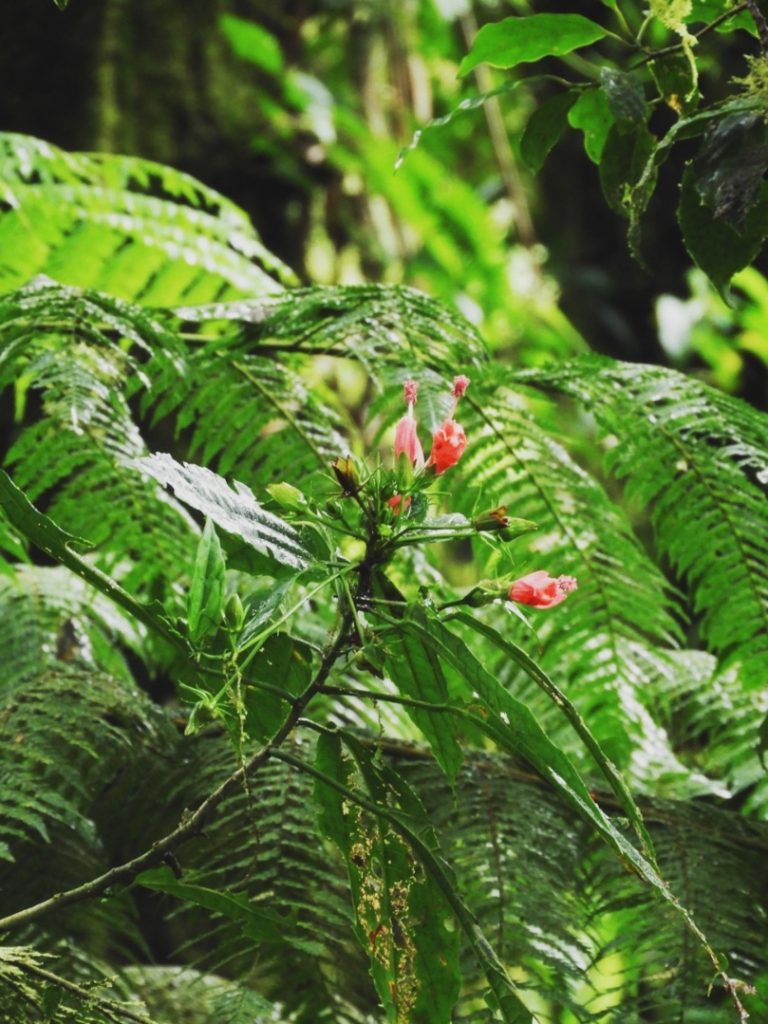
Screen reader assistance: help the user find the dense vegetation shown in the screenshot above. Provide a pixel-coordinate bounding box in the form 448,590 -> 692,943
1,2 -> 767,1022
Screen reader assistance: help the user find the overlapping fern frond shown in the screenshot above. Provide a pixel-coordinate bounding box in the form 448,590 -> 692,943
0,132 -> 293,303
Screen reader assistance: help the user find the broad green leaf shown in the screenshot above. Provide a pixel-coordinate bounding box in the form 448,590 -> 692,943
187,517 -> 226,644
678,165 -> 768,295
691,112 -> 768,225
137,453 -> 312,572
135,866 -> 295,943
520,91 -> 578,174
244,633 -> 313,741
600,68 -> 648,130
459,14 -> 607,76
568,88 -> 614,163
220,15 -> 283,75
383,628 -> 464,783
600,124 -> 656,216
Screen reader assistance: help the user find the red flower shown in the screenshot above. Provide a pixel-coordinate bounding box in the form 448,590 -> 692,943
427,375 -> 470,475
394,380 -> 424,469
428,419 -> 467,475
508,571 -> 577,609
387,494 -> 411,516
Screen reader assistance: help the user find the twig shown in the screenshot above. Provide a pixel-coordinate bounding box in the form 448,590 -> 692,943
632,3 -> 748,66
0,614 -> 352,934
14,961 -> 156,1024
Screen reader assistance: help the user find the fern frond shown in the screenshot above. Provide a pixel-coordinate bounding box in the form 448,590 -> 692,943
0,133 -> 293,303
435,371 -> 698,792
519,356 -> 768,689
0,279 -> 196,592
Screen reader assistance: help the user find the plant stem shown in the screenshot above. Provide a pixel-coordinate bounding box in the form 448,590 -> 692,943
632,3 -> 748,67
16,961 -> 158,1024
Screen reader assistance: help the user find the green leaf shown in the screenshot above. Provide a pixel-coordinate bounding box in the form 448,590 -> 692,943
383,625 -> 464,783
691,111 -> 768,225
311,734 -> 518,1024
520,91 -> 578,174
219,15 -> 283,75
137,453 -> 313,573
52,0 -> 70,7
568,88 -> 614,163
135,865 -> 294,943
600,68 -> 648,130
187,517 -> 226,644
678,165 -> 768,296
0,470 -> 184,651
447,610 -> 657,864
600,124 -> 657,216
459,14 -> 607,76
244,633 -> 313,741
401,610 -> 667,887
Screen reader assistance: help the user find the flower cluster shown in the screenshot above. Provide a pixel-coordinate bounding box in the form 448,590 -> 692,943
393,376 -> 469,475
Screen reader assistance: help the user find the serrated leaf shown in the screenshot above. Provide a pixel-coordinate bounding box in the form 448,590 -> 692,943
187,517 -> 226,644
459,14 -> 607,76
678,165 -> 768,296
137,453 -> 312,572
568,88 -> 614,163
520,91 -> 578,174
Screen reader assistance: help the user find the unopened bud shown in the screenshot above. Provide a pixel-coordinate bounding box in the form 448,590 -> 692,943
473,510 -> 537,537
267,481 -> 306,510
332,456 -> 359,495
224,592 -> 245,632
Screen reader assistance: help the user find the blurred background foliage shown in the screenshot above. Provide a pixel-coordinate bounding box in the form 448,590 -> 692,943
7,0 -> 768,394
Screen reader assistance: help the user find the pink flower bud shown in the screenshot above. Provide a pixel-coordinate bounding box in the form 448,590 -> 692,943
394,414 -> 425,468
394,378 -> 425,468
428,418 -> 467,475
508,571 -> 578,609
452,375 -> 470,400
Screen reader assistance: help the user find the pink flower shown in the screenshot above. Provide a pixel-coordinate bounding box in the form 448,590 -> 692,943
427,375 -> 470,475
508,572 -> 577,609
394,379 -> 424,469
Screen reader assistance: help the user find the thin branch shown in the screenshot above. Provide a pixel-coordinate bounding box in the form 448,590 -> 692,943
0,614 -> 352,934
14,961 -> 156,1024
632,3 -> 748,66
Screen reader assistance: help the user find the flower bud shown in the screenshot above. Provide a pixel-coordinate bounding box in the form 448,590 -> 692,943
332,456 -> 359,495
267,481 -> 306,510
224,592 -> 245,631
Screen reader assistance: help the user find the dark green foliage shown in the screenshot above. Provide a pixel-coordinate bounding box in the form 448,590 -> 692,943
1,133 -> 768,1023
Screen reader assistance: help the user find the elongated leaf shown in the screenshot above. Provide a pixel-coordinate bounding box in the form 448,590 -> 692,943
520,91 -> 578,174
135,866 -> 294,943
137,453 -> 312,572
399,609 -> 668,889
447,609 -> 656,863
187,517 -> 226,644
459,14 -> 607,76
310,734 -> 532,1024
568,87 -> 614,163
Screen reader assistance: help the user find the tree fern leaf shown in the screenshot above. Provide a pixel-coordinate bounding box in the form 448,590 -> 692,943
0,133 -> 294,302
518,356 -> 768,690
